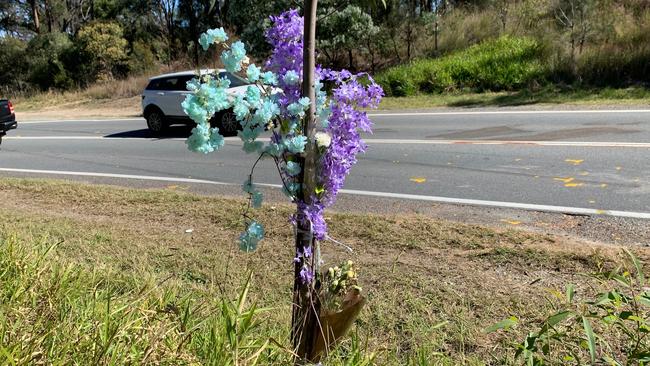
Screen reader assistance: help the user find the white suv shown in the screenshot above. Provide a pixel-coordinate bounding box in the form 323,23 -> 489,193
141,69 -> 249,135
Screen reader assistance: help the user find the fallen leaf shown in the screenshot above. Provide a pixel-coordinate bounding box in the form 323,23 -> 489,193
565,159 -> 584,165
410,177 -> 427,183
616,166 -> 622,171
167,185 -> 178,190
600,183 -> 608,188
500,219 -> 521,225
589,200 -> 596,204
579,171 -> 589,176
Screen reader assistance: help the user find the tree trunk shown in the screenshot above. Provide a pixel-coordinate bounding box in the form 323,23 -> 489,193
44,0 -> 53,33
348,49 -> 353,71
29,0 -> 40,33
291,1 -> 321,364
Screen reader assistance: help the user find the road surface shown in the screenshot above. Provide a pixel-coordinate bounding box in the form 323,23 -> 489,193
1,109 -> 650,220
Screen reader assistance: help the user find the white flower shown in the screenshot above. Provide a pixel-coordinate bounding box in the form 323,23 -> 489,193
315,132 -> 332,148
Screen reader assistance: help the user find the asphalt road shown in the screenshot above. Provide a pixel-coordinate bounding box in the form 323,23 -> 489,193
2,109 -> 650,218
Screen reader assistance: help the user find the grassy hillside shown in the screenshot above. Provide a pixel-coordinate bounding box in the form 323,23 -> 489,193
377,36 -> 547,97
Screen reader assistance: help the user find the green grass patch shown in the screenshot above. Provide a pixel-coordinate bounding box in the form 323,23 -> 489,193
378,86 -> 650,110
376,36 -> 546,97
0,178 -> 646,364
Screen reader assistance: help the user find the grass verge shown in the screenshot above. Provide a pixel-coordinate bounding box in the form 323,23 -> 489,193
378,86 -> 650,110
0,178 -> 647,364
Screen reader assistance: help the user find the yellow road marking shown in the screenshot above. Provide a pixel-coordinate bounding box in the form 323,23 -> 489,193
565,159 -> 584,165
554,177 -> 574,183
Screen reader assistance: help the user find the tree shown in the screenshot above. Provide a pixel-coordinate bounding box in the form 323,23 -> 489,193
554,0 -> 595,76
76,21 -> 127,80
318,5 -> 379,70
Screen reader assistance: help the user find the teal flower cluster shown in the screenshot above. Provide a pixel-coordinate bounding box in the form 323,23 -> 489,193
199,28 -> 228,50
239,221 -> 264,252
221,41 -> 247,73
184,27 -> 326,253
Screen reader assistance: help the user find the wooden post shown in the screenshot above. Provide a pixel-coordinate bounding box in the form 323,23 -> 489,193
291,0 -> 320,364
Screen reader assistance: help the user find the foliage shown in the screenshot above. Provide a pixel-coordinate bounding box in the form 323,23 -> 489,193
25,32 -> 75,91
318,5 -> 380,69
376,36 -> 546,96
0,233 -> 279,364
489,250 -> 650,365
76,21 -> 129,81
0,37 -> 28,93
4,0 -> 650,95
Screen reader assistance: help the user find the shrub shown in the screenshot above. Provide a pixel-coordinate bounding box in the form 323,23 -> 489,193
26,33 -> 75,91
376,36 -> 548,96
376,67 -> 418,97
0,37 -> 28,94
489,250 -> 650,365
77,21 -> 128,81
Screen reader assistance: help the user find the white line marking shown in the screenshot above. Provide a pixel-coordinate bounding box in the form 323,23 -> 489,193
365,139 -> 650,148
6,135 -> 650,148
370,109 -> 650,117
19,118 -> 143,124
1,167 -> 649,219
0,168 -> 230,186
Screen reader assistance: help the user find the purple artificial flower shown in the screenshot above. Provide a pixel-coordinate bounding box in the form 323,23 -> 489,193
300,266 -> 314,284
265,9 -> 383,242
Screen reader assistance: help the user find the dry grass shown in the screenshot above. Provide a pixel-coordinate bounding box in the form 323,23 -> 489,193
0,177 -> 647,364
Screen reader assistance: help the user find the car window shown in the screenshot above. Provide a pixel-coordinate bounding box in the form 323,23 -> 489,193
146,79 -> 162,90
218,72 -> 248,87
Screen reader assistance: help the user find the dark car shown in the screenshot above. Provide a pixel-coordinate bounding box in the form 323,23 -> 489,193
0,99 -> 17,145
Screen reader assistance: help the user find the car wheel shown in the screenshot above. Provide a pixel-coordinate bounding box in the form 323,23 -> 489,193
215,109 -> 240,136
146,110 -> 167,135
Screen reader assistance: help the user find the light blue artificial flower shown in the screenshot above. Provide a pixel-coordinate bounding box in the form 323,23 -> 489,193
242,178 -> 255,193
298,97 -> 310,108
251,191 -> 263,208
186,78 -> 201,91
221,50 -> 243,73
246,64 -> 261,82
252,99 -> 280,125
287,102 -> 307,118
264,142 -> 285,157
182,95 -> 208,124
198,33 -> 211,51
284,135 -> 307,153
285,161 -> 301,176
261,71 -> 278,86
198,28 -> 228,51
245,86 -> 262,107
282,182 -> 301,197
231,41 -> 246,58
214,76 -> 231,89
233,96 -> 250,121
186,123 -> 224,154
239,220 -> 265,252
283,70 -> 300,85
207,28 -> 228,43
